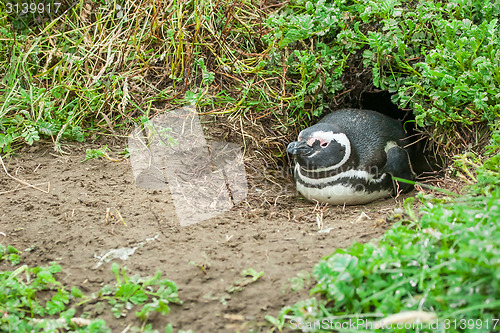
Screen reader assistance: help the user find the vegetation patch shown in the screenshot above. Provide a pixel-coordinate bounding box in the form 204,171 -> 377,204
268,132 -> 500,332
264,0 -> 499,151
0,0 -> 281,154
2,0 -> 497,156
0,248 -> 180,333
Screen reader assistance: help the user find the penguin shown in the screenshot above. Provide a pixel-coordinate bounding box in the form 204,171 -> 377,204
286,109 -> 415,205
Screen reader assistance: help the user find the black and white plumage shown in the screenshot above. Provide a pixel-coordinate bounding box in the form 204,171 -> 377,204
286,109 -> 415,205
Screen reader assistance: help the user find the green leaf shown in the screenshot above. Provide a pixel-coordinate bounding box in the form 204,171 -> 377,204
0,133 -> 13,148
71,286 -> 84,298
403,196 -> 416,221
46,289 -> 69,315
37,121 -> 59,136
7,245 -> 19,254
265,314 -> 285,330
21,126 -> 40,145
71,126 -> 85,142
136,298 -> 170,321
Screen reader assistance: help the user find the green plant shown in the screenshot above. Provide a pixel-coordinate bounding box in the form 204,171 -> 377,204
226,268 -> 264,294
0,258 -> 111,332
269,131 -> 500,332
466,127 -> 500,195
264,0 -> 350,122
0,0 -> 283,153
82,146 -> 112,162
270,192 -> 500,332
264,0 -> 500,143
138,117 -> 178,148
82,145 -> 124,162
0,247 -> 180,333
93,263 -> 181,324
282,270 -> 312,293
0,244 -> 22,265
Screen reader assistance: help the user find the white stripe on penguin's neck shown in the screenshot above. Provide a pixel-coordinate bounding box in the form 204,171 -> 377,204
295,164 -> 387,185
301,131 -> 351,172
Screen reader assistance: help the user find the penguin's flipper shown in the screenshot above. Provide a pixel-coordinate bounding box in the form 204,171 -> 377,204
382,146 -> 416,194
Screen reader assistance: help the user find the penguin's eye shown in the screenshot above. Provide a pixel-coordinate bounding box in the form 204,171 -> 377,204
320,141 -> 329,148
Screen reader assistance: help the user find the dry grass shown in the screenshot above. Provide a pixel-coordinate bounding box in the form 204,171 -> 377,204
0,0 -> 296,158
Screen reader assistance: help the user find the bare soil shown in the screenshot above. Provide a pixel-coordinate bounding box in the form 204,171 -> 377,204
0,141 -> 413,333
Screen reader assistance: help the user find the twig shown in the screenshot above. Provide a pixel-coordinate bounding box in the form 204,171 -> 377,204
0,182 -> 51,195
115,208 -> 127,226
0,155 -> 50,194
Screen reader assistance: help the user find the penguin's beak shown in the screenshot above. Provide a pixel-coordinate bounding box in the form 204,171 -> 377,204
286,141 -> 311,155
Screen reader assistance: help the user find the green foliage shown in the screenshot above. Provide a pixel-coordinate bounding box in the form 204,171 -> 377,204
82,146 -> 112,162
226,268 -> 264,294
1,0 -> 499,152
82,145 -> 126,162
269,133 -> 500,332
466,128 -> 500,194
264,0 -> 350,122
0,60 -> 87,153
139,117 -> 178,148
197,58 -> 215,86
265,0 -> 500,129
0,244 -> 22,265
0,259 -> 110,332
0,0 -> 277,152
0,249 -> 179,332
282,270 -> 312,293
394,17 -> 500,127
95,262 -> 181,322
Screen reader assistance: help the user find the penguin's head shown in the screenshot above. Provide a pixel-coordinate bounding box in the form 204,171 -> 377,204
286,123 -> 351,171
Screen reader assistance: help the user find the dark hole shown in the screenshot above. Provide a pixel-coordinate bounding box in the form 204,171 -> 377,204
360,90 -> 414,128
360,90 -> 442,176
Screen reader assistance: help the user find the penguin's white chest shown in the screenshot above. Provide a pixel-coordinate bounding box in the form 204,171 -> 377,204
294,165 -> 392,205
296,182 -> 391,205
